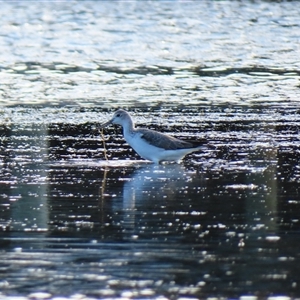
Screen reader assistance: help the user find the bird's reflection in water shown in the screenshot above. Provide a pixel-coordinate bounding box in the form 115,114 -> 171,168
118,163 -> 202,234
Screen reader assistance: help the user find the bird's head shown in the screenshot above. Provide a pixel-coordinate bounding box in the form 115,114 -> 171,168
100,109 -> 131,128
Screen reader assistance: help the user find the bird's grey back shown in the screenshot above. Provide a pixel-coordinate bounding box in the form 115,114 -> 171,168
138,128 -> 195,150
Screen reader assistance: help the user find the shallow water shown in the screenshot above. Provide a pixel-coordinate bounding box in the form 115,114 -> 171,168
0,1 -> 300,299
1,106 -> 300,299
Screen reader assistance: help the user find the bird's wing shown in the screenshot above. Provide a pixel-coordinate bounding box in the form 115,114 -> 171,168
138,128 -> 195,150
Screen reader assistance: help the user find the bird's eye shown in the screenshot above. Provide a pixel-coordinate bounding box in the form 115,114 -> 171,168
116,113 -> 121,117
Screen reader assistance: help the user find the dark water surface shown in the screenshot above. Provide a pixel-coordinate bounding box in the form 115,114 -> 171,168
0,1 -> 300,299
1,106 -> 300,300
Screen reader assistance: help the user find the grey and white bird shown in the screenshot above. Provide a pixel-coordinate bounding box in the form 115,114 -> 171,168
100,109 -> 205,164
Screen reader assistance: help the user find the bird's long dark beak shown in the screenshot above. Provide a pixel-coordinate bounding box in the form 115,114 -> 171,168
99,119 -> 113,128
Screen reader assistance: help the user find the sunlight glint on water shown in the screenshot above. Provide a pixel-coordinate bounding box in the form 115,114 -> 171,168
0,0 -> 300,298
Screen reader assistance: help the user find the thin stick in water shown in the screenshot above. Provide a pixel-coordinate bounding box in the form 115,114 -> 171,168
100,128 -> 108,161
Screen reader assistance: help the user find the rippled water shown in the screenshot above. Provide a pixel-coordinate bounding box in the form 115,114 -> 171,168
1,1 -> 300,299
0,0 -> 300,108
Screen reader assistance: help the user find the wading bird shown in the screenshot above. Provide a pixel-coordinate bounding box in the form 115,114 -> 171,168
100,109 -> 206,164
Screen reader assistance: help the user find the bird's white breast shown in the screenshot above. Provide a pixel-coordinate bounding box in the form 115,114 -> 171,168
124,131 -> 163,162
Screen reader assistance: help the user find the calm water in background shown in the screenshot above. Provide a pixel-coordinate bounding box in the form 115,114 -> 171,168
0,1 -> 300,299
